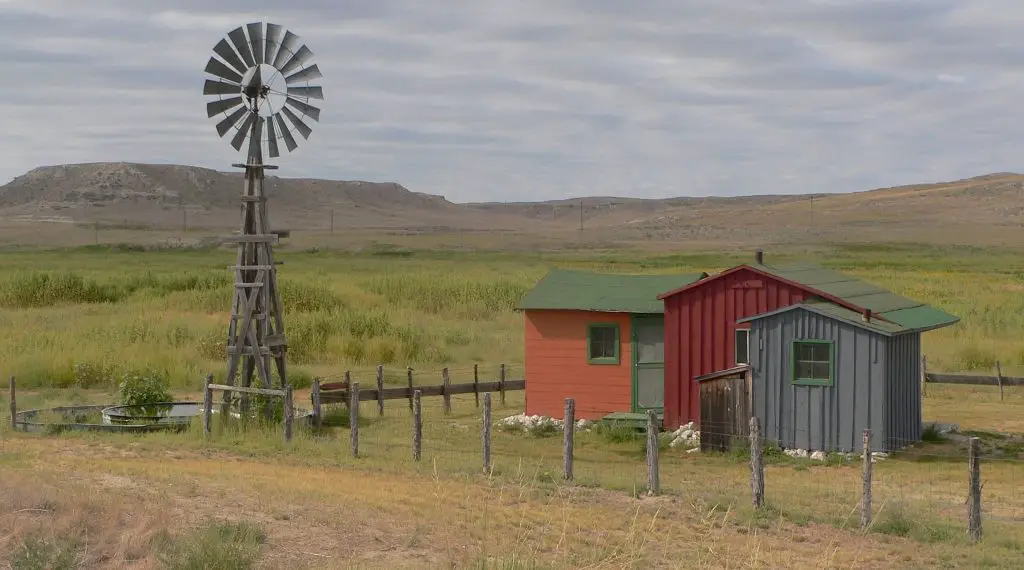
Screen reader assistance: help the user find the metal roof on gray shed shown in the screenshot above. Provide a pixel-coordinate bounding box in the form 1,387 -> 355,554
518,268 -> 708,314
751,262 -> 960,333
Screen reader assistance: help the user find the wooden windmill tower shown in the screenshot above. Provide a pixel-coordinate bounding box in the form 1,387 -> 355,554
202,22 -> 323,408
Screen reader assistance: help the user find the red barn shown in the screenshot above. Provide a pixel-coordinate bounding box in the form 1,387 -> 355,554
657,251 -> 882,429
518,268 -> 707,421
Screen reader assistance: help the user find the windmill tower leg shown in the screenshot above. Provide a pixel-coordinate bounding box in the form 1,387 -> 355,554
223,110 -> 288,419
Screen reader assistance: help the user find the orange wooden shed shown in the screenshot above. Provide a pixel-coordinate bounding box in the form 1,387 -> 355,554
517,269 -> 707,422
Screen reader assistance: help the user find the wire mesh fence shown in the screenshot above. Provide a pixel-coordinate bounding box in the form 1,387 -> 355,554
175,363 -> 1024,546
301,377 -> 1024,544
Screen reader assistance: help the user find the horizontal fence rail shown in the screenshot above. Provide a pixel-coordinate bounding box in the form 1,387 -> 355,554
925,372 -> 1024,387
319,380 -> 525,404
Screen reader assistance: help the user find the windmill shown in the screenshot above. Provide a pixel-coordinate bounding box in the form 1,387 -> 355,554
202,22 -> 323,411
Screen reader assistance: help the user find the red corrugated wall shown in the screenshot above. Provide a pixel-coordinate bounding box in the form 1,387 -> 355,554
662,267 -> 810,429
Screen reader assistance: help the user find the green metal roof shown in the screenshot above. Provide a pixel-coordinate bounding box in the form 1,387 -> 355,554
738,299 -> 909,336
750,262 -> 959,333
518,268 -> 707,314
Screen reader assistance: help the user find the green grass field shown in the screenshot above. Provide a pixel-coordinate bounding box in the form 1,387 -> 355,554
2,240 -> 1024,568
1,241 -> 1021,391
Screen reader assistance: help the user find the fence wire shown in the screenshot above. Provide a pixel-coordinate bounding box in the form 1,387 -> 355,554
311,389 -> 1024,543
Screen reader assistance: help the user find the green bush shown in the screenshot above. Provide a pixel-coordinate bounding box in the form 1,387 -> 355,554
119,368 -> 173,407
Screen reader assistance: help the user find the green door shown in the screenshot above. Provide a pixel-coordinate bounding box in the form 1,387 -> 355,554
631,315 -> 664,413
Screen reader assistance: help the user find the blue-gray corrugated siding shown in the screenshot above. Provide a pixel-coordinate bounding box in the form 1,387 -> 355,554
750,310 -> 888,453
885,332 -> 921,451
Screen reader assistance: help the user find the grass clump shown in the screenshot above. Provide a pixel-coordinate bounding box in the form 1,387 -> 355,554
360,273 -> 530,319
155,520 -> 267,570
10,534 -> 80,570
921,423 -> 946,443
0,271 -> 123,307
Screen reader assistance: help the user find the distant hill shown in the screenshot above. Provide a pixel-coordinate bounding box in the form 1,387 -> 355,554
1,162 -> 1023,247
0,162 -> 534,231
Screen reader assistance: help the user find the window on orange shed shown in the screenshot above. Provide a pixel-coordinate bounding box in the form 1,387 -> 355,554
587,323 -> 620,365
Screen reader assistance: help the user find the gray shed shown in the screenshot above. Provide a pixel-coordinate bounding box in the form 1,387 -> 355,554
738,299 -> 958,453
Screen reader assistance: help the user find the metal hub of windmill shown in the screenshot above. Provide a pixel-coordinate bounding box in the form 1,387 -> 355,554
202,22 -> 323,414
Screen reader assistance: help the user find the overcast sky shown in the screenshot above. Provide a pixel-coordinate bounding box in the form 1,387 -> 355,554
2,0 -> 1022,203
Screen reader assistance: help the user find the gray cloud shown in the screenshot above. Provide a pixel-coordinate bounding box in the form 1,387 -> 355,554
1,0 -> 1023,201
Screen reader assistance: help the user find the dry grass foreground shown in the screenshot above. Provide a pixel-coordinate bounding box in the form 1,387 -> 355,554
0,433 -> 980,570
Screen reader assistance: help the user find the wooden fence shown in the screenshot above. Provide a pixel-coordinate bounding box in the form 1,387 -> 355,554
310,364 -> 523,427
922,356 -> 1022,400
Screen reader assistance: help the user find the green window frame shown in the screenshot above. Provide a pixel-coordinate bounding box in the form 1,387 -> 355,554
587,323 -> 620,365
791,340 -> 834,386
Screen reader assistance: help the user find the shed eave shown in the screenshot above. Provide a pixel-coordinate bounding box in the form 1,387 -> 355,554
519,307 -> 663,314
738,303 -> 903,336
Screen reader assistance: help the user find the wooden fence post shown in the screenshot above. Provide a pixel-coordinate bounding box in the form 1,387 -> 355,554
376,364 -> 385,417
413,390 -> 422,461
482,392 -> 492,475
442,367 -> 451,415
750,416 -> 764,509
646,409 -> 660,496
921,354 -> 927,396
996,361 -> 1004,402
8,377 -> 15,431
407,367 -> 414,411
473,364 -> 480,408
311,377 -> 322,429
202,373 -> 213,439
350,382 -> 360,458
343,370 -> 352,416
861,428 -> 872,529
968,436 -> 982,542
499,364 -> 506,406
283,384 -> 294,444
563,398 -> 575,482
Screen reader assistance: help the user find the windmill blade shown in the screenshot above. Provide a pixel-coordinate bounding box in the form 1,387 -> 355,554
285,97 -> 321,122
264,23 -> 283,67
216,106 -> 249,137
203,79 -> 240,96
286,85 -> 323,100
275,113 -> 298,152
272,30 -> 301,69
207,96 -> 244,118
228,26 -> 256,68
246,22 -> 265,65
231,112 -> 256,151
281,106 -> 313,139
248,115 -> 265,159
279,44 -> 314,76
213,38 -> 248,76
285,64 -> 322,85
205,57 -> 243,84
266,116 -> 280,158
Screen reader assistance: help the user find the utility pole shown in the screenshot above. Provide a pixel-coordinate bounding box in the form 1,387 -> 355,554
579,198 -> 583,232
810,195 -> 814,233
330,209 -> 334,233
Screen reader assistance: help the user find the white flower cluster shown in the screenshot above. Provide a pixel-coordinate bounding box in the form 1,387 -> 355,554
783,448 -> 889,462
495,413 -> 594,432
666,421 -> 700,450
